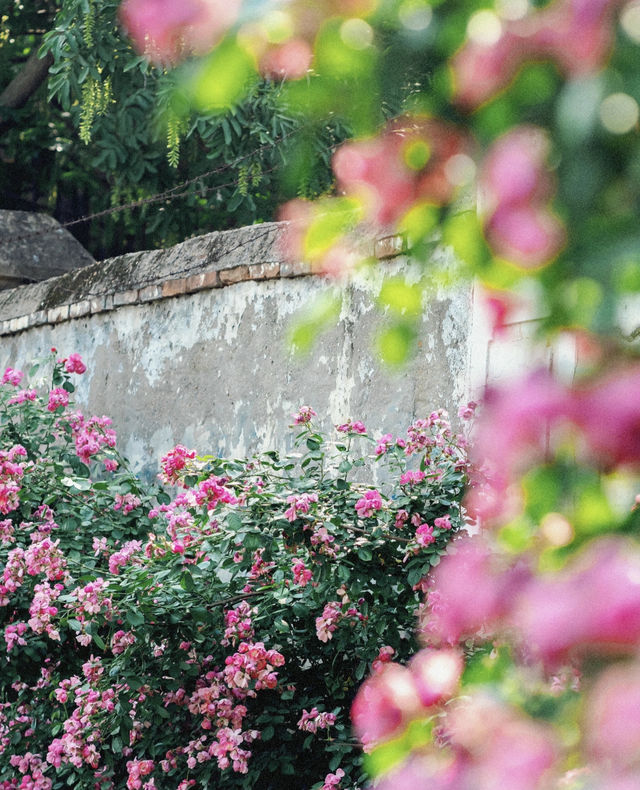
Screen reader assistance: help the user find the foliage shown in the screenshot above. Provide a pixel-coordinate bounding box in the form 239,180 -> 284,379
0,354 -> 468,789
109,0 -> 640,359
5,0 -> 640,788
109,1 -> 640,788
0,1 -> 346,259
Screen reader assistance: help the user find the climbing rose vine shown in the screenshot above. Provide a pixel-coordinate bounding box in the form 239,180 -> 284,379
0,352 -> 469,789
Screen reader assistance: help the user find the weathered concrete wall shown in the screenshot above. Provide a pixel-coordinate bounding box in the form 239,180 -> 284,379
0,222 -> 475,477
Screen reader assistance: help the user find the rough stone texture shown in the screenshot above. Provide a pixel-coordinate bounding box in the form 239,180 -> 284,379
0,210 -> 94,290
0,222 -> 282,321
375,235 -> 405,259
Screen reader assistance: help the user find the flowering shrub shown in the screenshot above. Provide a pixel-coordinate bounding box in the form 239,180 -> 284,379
0,354 -> 469,789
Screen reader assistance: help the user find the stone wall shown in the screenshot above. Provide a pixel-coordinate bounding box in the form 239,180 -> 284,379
0,221 -> 484,477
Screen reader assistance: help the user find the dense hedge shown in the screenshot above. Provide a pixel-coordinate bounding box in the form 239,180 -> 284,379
0,353 -> 469,789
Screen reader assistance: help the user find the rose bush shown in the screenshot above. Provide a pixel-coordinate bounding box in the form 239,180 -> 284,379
0,352 -> 469,789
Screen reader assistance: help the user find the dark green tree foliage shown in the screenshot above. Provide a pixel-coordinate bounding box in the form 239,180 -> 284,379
0,0 -> 345,259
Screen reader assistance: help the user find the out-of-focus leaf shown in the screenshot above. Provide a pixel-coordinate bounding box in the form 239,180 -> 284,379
376,322 -> 417,365
188,38 -> 257,112
288,292 -> 342,354
364,718 -> 433,778
378,278 -> 423,316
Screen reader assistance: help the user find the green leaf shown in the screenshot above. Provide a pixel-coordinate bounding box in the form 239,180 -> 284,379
407,566 -> 424,587
191,606 -> 209,624
289,292 -> 342,354
364,718 -> 433,778
180,571 -> 196,592
355,660 -> 367,680
376,322 -> 416,366
303,198 -> 361,259
378,279 -> 423,317
399,201 -> 439,246
188,38 -> 256,112
126,610 -> 145,627
281,689 -> 295,701
442,210 -> 485,271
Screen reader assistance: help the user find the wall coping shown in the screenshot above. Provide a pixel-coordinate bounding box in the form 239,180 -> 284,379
0,222 -> 404,337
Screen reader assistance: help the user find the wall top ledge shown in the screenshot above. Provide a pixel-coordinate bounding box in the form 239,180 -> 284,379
0,222 -> 404,337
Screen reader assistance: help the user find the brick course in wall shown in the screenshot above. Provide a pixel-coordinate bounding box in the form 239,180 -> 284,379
0,222 -> 404,337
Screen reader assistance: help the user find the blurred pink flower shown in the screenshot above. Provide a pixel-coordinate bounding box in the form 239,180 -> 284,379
365,696 -> 557,789
483,125 -> 553,209
372,753 -> 464,790
486,203 -> 565,268
575,365 -> 640,468
466,368 -> 572,522
333,117 -> 469,227
584,661 -> 640,769
480,127 -> 565,269
452,0 -> 622,109
279,198 -> 315,262
482,288 -> 520,337
260,39 -> 313,80
316,242 -> 361,279
278,199 -> 361,278
350,662 -> 424,747
528,0 -> 620,77
120,0 -> 240,64
598,774 -> 640,790
514,538 -> 640,664
409,648 -> 463,708
421,536 -> 530,645
448,696 -> 558,790
452,29 -> 532,111
467,361 -> 640,522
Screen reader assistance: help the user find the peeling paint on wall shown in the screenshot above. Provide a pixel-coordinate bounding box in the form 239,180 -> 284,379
0,223 -> 478,478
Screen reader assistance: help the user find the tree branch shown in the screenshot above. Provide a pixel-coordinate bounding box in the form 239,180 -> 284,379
0,46 -> 53,136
